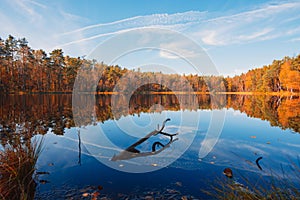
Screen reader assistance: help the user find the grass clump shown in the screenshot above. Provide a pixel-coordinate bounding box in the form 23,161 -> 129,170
0,136 -> 43,200
204,166 -> 300,200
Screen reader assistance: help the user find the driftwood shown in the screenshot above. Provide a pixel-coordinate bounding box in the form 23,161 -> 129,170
111,118 -> 178,161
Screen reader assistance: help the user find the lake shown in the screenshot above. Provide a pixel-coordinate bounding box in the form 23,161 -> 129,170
0,94 -> 299,199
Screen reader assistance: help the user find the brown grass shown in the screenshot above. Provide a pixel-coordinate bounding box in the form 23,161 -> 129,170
204,165 -> 300,200
0,137 -> 43,200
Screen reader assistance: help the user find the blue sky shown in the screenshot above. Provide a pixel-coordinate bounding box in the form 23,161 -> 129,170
1,0 -> 300,76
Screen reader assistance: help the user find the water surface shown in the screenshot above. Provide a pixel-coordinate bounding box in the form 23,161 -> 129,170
0,94 -> 299,199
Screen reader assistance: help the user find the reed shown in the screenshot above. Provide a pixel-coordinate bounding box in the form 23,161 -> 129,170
0,136 -> 43,200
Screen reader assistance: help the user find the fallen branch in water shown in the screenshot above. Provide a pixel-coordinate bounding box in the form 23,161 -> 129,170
111,118 -> 178,161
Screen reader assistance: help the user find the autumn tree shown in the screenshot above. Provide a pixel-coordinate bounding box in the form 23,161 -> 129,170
279,59 -> 300,92
49,49 -> 65,91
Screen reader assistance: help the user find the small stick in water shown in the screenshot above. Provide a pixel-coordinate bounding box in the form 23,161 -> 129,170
256,156 -> 263,170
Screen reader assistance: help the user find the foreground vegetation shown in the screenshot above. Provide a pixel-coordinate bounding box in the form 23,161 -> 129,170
0,35 -> 299,94
0,136 -> 43,200
206,164 -> 300,200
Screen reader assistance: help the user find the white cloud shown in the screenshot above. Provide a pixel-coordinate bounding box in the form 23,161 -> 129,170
55,11 -> 207,55
237,28 -> 273,41
61,11 -> 207,36
57,28 -> 134,48
189,1 -> 300,46
6,0 -> 46,22
54,0 -> 300,57
159,40 -> 201,59
27,0 -> 47,9
200,30 -> 225,46
0,0 -> 88,55
203,2 -> 299,24
290,37 -> 300,42
2,0 -> 300,61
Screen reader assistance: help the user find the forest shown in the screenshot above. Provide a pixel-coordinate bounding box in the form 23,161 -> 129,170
0,35 -> 299,93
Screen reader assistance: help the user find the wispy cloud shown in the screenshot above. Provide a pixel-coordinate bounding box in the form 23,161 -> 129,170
191,1 -> 300,46
6,0 -> 46,22
27,0 -> 47,9
1,0 -> 300,70
200,30 -> 225,46
56,11 -> 207,54
54,1 -> 300,58
0,0 -> 88,54
61,11 -> 207,36
203,1 -> 299,24
159,40 -> 201,59
290,37 -> 300,42
237,28 -> 273,41
58,28 -> 139,48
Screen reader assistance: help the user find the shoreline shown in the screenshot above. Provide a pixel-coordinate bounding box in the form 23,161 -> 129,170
1,91 -> 299,96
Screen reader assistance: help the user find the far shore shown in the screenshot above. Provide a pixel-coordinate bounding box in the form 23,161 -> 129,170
1,91 -> 299,96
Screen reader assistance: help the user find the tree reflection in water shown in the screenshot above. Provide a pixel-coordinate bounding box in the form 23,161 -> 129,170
0,94 -> 299,198
0,94 -> 298,137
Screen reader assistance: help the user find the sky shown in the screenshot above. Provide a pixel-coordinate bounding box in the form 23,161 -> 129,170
1,0 -> 300,76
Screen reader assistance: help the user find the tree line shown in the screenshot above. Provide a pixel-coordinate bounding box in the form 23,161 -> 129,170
0,35 -> 299,93
226,57 -> 300,92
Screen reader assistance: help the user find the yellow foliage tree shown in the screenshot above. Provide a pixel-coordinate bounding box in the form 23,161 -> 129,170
279,61 -> 300,92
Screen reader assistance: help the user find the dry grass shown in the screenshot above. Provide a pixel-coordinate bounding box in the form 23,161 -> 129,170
0,137 -> 43,200
204,165 -> 300,200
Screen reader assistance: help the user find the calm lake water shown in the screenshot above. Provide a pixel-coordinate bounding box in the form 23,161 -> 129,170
0,94 -> 299,199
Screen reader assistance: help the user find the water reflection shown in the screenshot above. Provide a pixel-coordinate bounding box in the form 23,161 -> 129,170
0,94 -> 299,198
0,94 -> 299,137
227,95 -> 300,133
0,94 -> 73,138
